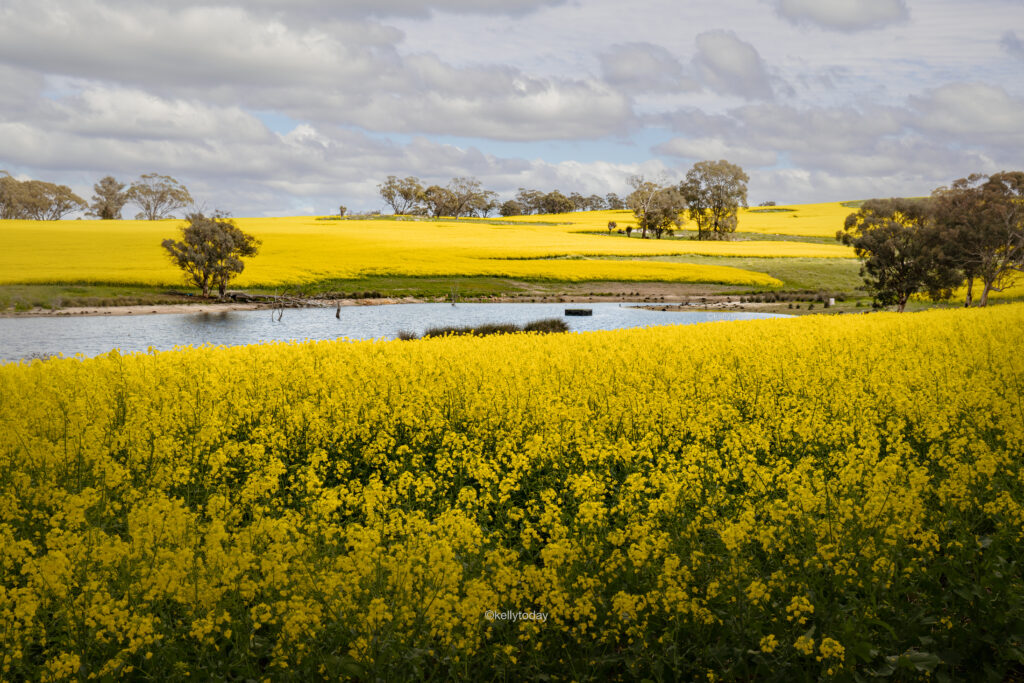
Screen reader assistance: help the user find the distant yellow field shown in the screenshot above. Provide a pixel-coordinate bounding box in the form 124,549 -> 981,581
736,202 -> 858,237
0,205 -> 858,288
505,202 -> 858,239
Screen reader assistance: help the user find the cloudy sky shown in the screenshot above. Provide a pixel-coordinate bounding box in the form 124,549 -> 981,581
1,0 -> 1022,216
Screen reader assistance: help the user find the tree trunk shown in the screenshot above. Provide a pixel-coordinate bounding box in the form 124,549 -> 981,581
964,277 -> 973,307
979,280 -> 993,307
897,294 -> 908,312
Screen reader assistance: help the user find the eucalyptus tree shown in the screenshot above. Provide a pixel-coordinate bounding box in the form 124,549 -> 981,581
378,175 -> 425,215
162,211 -> 260,298
838,198 -> 959,312
680,160 -> 749,240
627,176 -> 686,239
128,173 -> 193,220
932,171 -> 1024,307
87,176 -> 129,219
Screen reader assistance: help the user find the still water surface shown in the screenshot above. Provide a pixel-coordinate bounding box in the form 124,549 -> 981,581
1,302 -> 789,361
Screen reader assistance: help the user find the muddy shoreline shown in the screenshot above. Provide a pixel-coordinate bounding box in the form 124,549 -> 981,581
2,294 -> 838,318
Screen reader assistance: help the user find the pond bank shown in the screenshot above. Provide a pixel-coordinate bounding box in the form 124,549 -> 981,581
3,294 -> 872,319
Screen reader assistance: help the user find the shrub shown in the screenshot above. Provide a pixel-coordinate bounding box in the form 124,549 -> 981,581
522,318 -> 569,333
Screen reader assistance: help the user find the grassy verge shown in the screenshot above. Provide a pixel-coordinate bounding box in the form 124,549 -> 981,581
0,283 -> 196,311
578,230 -> 841,245
625,256 -> 865,292
0,272 -> 789,312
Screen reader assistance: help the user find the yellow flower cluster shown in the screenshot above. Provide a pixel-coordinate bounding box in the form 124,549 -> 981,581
1,303 -> 1022,679
0,205 -> 859,288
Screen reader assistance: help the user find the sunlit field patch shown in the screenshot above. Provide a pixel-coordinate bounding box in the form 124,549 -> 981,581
502,202 -> 860,239
1,304 -> 1022,680
0,209 -> 858,289
736,202 -> 860,238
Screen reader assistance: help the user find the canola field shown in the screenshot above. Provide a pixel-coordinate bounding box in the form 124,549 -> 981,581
0,204 -> 858,290
2,304 -> 1023,680
501,204 -> 855,239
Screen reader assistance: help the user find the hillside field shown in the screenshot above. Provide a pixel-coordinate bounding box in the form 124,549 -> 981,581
0,204 -> 860,293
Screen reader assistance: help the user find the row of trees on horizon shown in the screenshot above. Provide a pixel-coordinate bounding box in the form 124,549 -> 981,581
377,174 -> 626,218
0,172 -> 194,221
377,160 -> 753,241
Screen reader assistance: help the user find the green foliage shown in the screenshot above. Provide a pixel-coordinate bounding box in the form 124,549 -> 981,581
419,177 -> 497,218
418,317 -> 569,338
680,159 -> 750,240
161,212 -> 260,298
127,173 -> 193,220
87,176 -> 129,220
837,198 -> 961,311
931,171 -> 1024,306
377,175 -> 424,215
627,176 -> 687,239
0,170 -> 86,220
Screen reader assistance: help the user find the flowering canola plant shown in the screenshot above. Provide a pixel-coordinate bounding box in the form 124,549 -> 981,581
0,207 -> 858,288
1,304 -> 1023,680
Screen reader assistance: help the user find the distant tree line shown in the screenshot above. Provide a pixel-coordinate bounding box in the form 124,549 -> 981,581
376,160 -> 749,242
0,171 -> 193,220
378,175 -> 628,218
839,171 -> 1024,311
500,189 -> 625,216
1,171 -> 86,220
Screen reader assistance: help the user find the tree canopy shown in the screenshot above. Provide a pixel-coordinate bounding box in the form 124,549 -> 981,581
161,212 -> 260,298
378,176 -> 496,218
680,160 -> 749,240
932,171 -> 1024,306
626,176 -> 686,239
378,176 -> 425,215
0,172 -> 86,220
87,176 -> 129,220
838,198 -> 960,312
128,173 -> 193,220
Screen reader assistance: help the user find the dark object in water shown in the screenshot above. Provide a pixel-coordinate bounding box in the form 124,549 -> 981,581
564,308 -> 592,316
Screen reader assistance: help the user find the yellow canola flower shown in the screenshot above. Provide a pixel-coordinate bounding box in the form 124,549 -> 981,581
0,207 -> 860,287
760,634 -> 779,654
817,637 -> 845,661
794,635 -> 816,656
0,303 -> 1021,680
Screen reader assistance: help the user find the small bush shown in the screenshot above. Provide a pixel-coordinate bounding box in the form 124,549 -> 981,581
418,318 -> 569,339
522,318 -> 569,333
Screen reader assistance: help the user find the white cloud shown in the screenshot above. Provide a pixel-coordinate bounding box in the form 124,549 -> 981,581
693,31 -> 774,99
59,88 -> 272,143
1,0 -> 1023,213
909,83 -> 1024,145
774,0 -> 908,31
599,43 -> 697,94
0,0 -> 627,141
108,0 -> 569,20
654,137 -> 778,167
